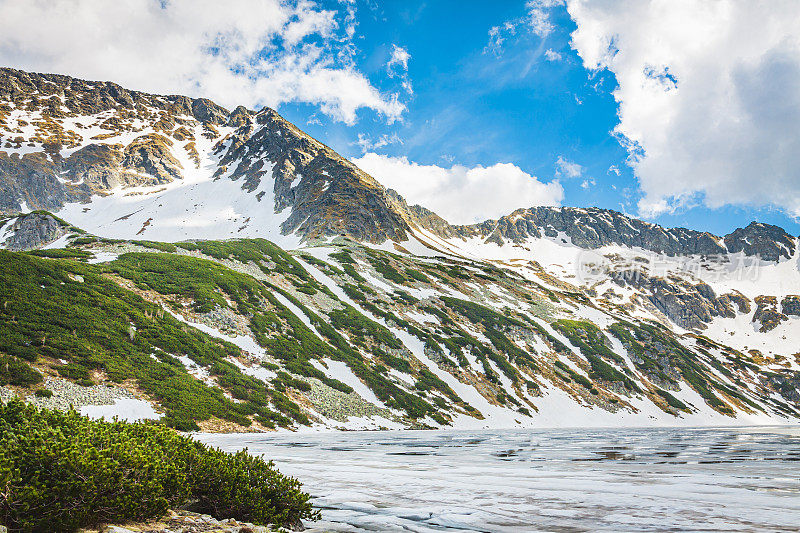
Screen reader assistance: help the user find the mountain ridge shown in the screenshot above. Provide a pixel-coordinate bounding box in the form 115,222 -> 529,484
0,67 -> 797,260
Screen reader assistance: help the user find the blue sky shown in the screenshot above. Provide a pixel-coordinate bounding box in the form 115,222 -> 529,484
274,1 -> 800,236
2,0 -> 798,236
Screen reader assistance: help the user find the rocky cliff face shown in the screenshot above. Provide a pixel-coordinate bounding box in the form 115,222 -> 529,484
610,269 -> 750,331
0,211 -> 70,250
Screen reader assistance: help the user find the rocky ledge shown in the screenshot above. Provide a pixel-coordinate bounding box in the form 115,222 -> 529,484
81,510 -> 288,533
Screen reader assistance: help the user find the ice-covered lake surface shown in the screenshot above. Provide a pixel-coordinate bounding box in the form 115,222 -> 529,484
199,427 -> 800,532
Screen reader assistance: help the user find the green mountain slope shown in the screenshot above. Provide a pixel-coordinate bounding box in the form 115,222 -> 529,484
1,226 -> 798,431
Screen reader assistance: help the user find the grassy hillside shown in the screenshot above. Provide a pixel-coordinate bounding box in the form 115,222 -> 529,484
0,232 -> 797,431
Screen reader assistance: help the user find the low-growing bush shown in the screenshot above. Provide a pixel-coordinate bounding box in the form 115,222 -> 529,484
0,355 -> 42,387
131,240 -> 178,253
0,401 -> 318,532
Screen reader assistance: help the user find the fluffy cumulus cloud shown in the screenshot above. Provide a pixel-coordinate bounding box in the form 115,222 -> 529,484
0,0 -> 404,124
353,153 -> 564,224
567,0 -> 800,217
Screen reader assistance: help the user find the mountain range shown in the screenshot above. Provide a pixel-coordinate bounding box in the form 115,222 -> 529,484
0,67 -> 798,431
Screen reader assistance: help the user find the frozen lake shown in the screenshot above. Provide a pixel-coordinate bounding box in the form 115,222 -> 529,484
199,427 -> 800,532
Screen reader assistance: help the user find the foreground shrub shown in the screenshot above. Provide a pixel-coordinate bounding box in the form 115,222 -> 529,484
0,401 -> 318,532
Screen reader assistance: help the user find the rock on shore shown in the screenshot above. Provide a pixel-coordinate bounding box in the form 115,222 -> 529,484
83,509 -> 287,533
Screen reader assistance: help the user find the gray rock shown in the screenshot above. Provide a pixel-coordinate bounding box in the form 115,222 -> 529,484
122,134 -> 183,184
724,222 -> 796,262
781,295 -> 800,316
1,212 -> 69,250
753,295 -> 787,332
612,271 -> 731,331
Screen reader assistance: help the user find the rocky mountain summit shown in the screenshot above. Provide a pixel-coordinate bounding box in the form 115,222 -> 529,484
724,221 -> 797,262
0,67 -> 416,243
453,206 -> 725,255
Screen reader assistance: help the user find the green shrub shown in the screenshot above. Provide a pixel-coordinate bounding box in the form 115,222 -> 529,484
329,250 -> 355,264
28,249 -> 92,261
654,387 -> 688,411
341,263 -> 365,282
329,306 -> 402,349
366,256 -> 405,284
177,239 -> 310,281
0,400 -> 318,532
131,240 -> 177,253
69,236 -> 99,246
552,320 -> 640,393
0,355 -> 42,387
34,388 -> 53,398
405,269 -> 430,283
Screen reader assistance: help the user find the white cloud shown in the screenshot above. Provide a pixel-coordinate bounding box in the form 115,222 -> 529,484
486,1 -> 564,54
353,153 -> 563,224
354,133 -> 403,153
545,49 -> 562,61
568,0 -> 800,217
387,45 -> 411,71
526,0 -> 565,37
580,178 -> 595,189
0,0 -> 405,124
555,156 -> 583,178
486,21 -> 518,55
386,44 -> 413,94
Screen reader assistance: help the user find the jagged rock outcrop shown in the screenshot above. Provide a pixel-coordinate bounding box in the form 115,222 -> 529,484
0,212 -> 69,250
121,134 -> 183,184
724,222 -> 796,262
63,143 -> 140,191
753,296 -> 787,332
0,152 -> 88,213
719,292 -> 751,314
211,107 -> 413,243
765,371 -> 800,404
781,295 -> 800,316
612,271 -> 734,330
385,189 -> 455,237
